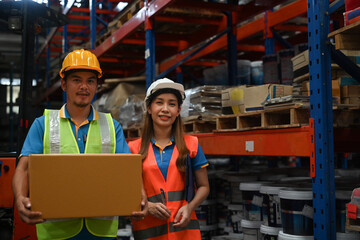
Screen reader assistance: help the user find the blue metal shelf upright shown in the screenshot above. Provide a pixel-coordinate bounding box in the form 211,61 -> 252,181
308,0 -> 336,239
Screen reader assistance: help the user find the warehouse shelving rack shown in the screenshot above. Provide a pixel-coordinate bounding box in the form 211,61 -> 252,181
95,1 -> 356,239
35,0 -> 360,239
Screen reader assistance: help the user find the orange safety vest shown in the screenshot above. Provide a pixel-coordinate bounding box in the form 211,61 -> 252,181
128,135 -> 201,240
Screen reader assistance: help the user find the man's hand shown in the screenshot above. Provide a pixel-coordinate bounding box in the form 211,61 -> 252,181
15,196 -> 44,225
131,190 -> 149,221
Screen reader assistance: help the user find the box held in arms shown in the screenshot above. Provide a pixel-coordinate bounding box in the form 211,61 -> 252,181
29,154 -> 142,219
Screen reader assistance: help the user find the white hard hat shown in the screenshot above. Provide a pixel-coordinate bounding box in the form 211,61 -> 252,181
145,78 -> 185,105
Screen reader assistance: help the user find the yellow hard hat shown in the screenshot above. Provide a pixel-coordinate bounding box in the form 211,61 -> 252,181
59,49 -> 103,78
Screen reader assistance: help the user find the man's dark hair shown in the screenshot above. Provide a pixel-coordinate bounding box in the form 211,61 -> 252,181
63,69 -> 99,82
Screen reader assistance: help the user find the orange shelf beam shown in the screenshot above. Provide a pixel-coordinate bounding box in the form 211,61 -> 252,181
194,127 -> 311,157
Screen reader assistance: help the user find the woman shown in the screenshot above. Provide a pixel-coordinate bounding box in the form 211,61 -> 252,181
128,78 -> 210,240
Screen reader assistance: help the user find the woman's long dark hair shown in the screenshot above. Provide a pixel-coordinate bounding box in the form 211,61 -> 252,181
139,89 -> 189,172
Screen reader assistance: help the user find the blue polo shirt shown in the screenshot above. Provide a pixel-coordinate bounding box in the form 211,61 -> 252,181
20,104 -> 130,240
21,104 -> 130,156
151,137 -> 208,181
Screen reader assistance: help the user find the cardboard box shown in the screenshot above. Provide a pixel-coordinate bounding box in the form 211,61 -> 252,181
301,80 -> 340,98
341,85 -> 360,97
221,86 -> 246,114
243,84 -> 293,112
342,97 -> 360,104
29,154 -> 142,219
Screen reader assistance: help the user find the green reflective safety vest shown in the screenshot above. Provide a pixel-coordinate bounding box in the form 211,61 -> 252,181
37,109 -> 118,240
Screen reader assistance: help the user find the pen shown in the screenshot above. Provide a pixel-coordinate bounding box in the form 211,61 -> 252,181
160,188 -> 166,204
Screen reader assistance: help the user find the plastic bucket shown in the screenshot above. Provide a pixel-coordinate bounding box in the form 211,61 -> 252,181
117,228 -> 132,240
262,54 -> 278,84
228,204 -> 243,233
237,60 -> 251,85
200,224 -> 218,240
226,174 -> 258,204
195,200 -> 217,227
241,219 -> 262,240
240,182 -> 269,221
260,185 -> 287,227
278,231 -> 313,240
251,61 -> 263,85
260,224 -> 282,240
335,190 -> 352,233
278,49 -> 295,85
279,188 -> 313,236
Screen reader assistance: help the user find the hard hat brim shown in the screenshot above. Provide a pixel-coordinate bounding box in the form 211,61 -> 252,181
59,66 -> 103,78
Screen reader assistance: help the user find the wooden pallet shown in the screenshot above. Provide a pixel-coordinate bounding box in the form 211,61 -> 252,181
95,29 -> 114,47
183,120 -> 216,134
108,0 -> 144,31
328,20 -> 360,50
215,106 -> 310,132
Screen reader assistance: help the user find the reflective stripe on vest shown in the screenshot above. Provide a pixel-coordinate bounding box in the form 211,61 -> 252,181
37,109 -> 117,240
130,135 -> 201,240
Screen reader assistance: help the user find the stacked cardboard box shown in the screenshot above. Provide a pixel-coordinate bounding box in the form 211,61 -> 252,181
341,85 -> 360,104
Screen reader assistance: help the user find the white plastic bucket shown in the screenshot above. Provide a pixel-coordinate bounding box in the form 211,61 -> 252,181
279,188 -> 313,236
278,231 -> 313,240
260,224 -> 282,239
228,204 -> 243,233
240,182 -> 269,221
241,219 -> 262,240
260,185 -> 286,227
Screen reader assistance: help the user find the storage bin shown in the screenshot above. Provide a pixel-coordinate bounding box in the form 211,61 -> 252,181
279,188 -> 313,236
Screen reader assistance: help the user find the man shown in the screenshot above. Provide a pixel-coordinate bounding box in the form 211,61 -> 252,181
12,49 -> 147,240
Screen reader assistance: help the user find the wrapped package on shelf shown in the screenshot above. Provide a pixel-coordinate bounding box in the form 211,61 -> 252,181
181,85 -> 226,118
118,95 -> 145,129
187,85 -> 227,117
93,82 -> 145,121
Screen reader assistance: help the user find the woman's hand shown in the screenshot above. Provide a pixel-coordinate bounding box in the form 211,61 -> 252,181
172,204 -> 191,228
148,202 -> 171,220
15,196 -> 44,225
